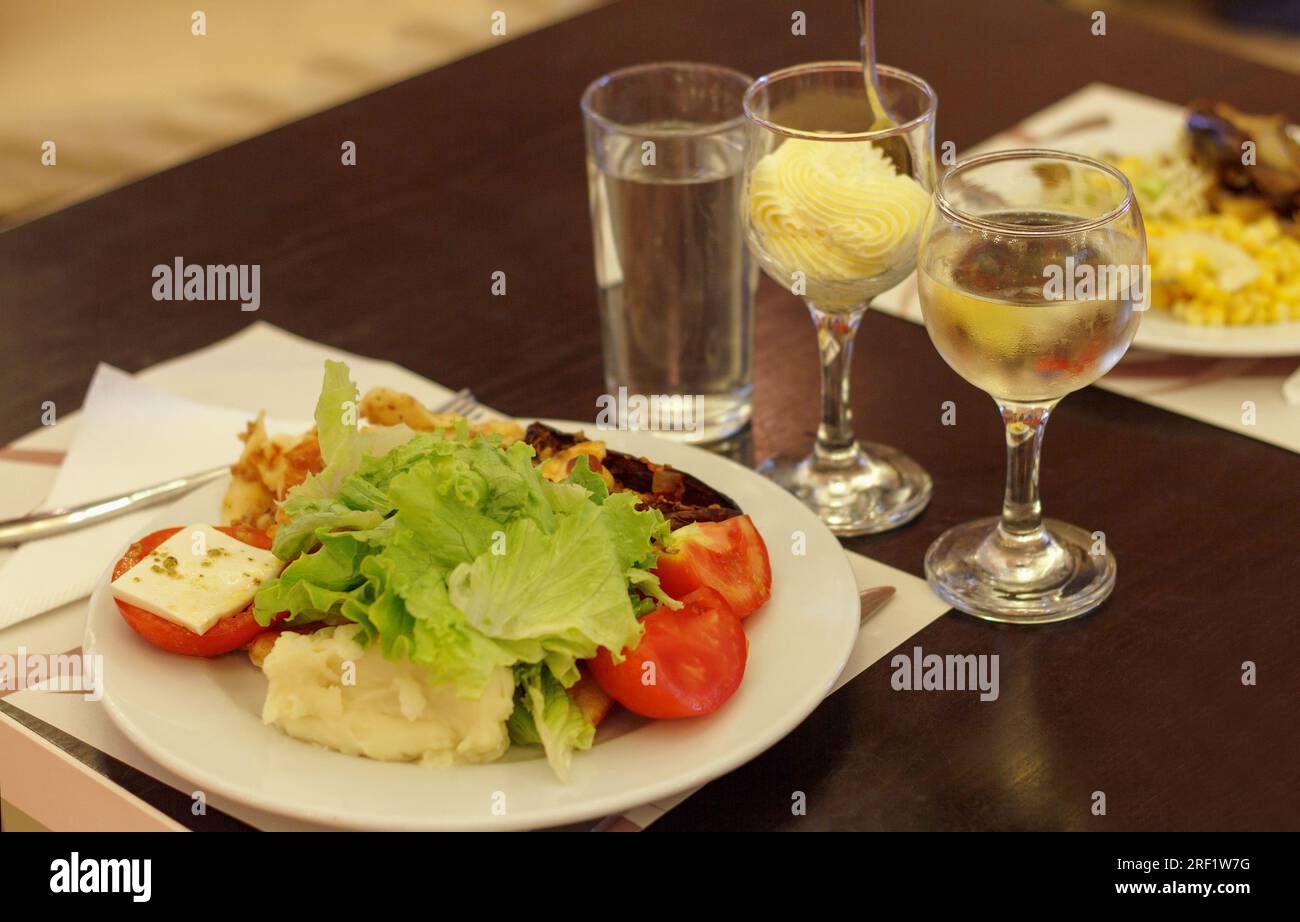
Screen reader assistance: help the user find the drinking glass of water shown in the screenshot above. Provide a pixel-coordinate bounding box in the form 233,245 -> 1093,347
581,62 -> 756,442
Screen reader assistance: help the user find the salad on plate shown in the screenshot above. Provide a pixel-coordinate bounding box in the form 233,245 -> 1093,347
107,361 -> 772,781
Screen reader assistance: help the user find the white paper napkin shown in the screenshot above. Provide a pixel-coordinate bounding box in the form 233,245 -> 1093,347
0,365 -> 308,629
1283,366 -> 1300,407
0,322 -> 459,630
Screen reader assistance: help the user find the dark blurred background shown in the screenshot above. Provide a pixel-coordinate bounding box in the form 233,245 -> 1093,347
4,0 -> 1298,229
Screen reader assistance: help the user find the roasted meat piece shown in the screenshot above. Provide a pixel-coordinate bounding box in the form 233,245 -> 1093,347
1188,101 -> 1300,225
524,422 -> 741,529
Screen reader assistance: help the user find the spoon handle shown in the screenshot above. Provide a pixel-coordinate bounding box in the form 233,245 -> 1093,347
856,0 -> 894,129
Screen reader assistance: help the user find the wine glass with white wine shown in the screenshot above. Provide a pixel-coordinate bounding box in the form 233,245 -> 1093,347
916,149 -> 1147,622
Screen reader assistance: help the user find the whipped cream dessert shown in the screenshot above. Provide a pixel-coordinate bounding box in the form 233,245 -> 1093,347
749,138 -> 929,286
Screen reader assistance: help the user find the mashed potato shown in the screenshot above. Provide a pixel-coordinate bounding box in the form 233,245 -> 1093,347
261,625 -> 514,766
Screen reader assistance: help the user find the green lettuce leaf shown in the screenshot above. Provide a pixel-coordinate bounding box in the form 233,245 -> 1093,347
270,497 -> 387,559
295,360 -> 363,498
253,527 -> 382,625
350,433 -> 457,495
565,454 -> 608,505
250,360 -> 673,775
625,568 -> 681,613
541,479 -> 593,516
350,529 -> 515,698
506,664 -> 595,782
446,501 -> 644,685
386,458 -> 501,569
600,491 -> 671,571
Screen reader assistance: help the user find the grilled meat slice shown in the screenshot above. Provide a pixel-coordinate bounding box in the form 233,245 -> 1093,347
1188,101 -> 1300,224
524,422 -> 742,529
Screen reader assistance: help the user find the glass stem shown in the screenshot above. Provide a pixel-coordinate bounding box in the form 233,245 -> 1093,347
808,303 -> 865,466
995,400 -> 1058,548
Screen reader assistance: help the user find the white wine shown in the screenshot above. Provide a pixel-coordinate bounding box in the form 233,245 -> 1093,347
917,156 -> 1145,624
588,126 -> 754,439
919,210 -> 1142,402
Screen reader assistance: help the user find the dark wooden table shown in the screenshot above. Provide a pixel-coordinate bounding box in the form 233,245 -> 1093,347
2,0 -> 1296,831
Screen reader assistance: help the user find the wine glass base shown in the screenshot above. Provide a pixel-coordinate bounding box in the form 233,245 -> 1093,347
924,516 -> 1115,624
760,442 -> 931,537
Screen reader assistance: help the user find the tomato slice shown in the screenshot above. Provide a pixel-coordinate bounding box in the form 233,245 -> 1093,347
588,588 -> 747,719
652,515 -> 772,618
111,526 -> 283,657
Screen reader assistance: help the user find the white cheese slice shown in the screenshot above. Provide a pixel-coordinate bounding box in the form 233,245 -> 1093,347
110,524 -> 285,635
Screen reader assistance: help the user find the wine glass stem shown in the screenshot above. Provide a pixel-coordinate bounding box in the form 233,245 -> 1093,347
996,399 -> 1058,547
809,303 -> 865,464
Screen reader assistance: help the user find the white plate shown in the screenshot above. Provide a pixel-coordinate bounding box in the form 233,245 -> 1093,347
85,423 -> 860,831
1132,310 -> 1300,357
971,85 -> 1300,358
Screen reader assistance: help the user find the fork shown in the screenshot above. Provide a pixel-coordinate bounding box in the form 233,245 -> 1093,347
0,388 -> 484,547
437,387 -> 493,422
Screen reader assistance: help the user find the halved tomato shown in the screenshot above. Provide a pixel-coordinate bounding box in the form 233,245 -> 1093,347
111,526 -> 284,657
652,515 -> 772,618
588,587 -> 747,720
